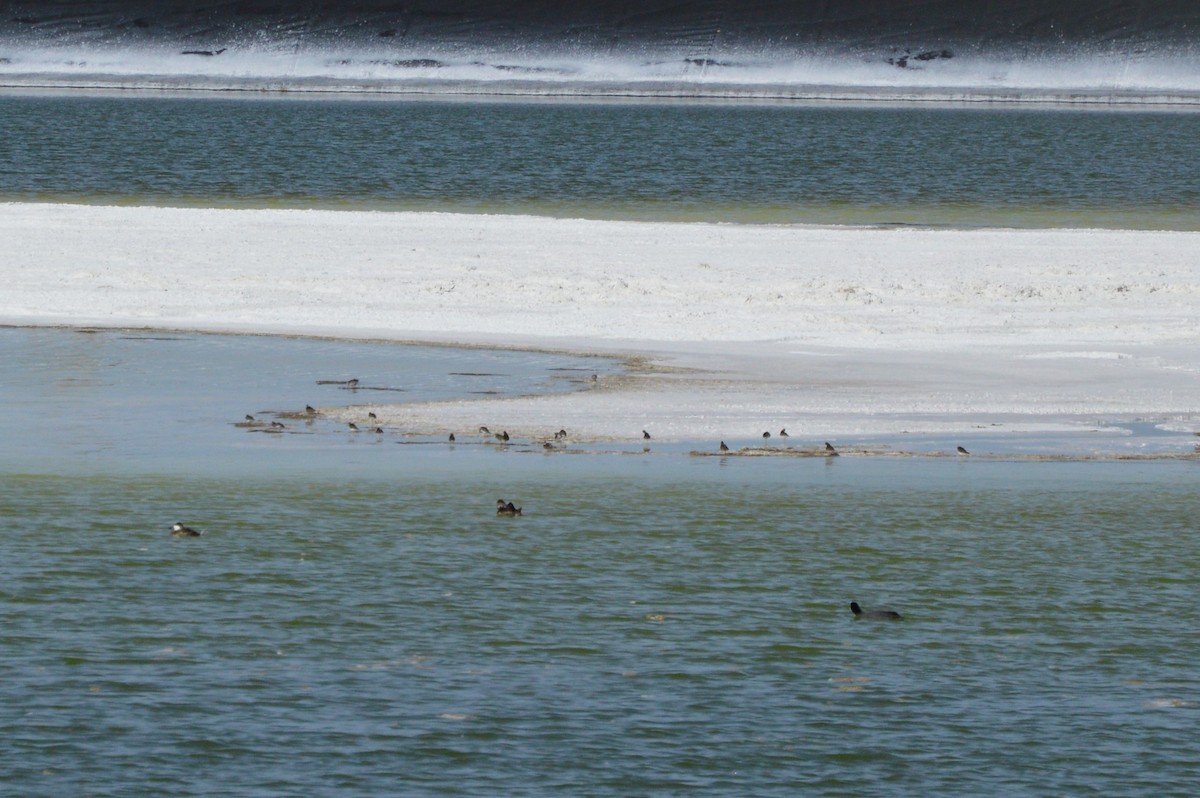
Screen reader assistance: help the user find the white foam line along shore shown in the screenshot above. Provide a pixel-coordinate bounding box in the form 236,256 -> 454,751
4,202 -> 1199,450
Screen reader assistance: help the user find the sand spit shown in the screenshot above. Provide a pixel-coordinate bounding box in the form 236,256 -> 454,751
4,202 -> 1200,448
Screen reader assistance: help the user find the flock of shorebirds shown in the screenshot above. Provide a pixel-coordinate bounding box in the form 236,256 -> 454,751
233,376 -> 981,458
242,407 -> 975,458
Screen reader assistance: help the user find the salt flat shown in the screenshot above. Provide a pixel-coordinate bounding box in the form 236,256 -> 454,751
4,202 -> 1199,448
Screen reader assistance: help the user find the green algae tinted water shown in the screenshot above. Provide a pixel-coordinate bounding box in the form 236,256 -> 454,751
2,93 -> 1199,229
3,459 -> 1199,797
2,328 -> 1199,796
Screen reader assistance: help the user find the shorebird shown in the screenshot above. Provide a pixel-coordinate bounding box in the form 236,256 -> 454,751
346,378 -> 359,388
348,422 -> 359,431
825,442 -> 839,456
270,421 -> 286,429
779,428 -> 788,437
373,427 -> 384,434
479,426 -> 490,434
170,522 -> 202,538
448,433 -> 456,442
850,601 -> 902,620
762,431 -> 771,438
244,414 -> 255,422
643,430 -> 651,440
957,446 -> 970,455
719,441 -> 729,452
495,430 -> 510,442
305,405 -> 316,414
368,411 -> 377,420
543,442 -> 554,450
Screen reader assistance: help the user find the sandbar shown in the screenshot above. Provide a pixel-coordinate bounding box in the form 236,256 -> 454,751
3,202 -> 1199,453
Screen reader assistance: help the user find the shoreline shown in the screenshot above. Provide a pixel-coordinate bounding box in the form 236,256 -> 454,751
4,76 -> 1200,109
4,202 -> 1200,454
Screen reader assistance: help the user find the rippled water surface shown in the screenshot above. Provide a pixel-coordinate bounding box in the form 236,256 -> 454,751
4,93 -> 1199,228
2,329 -> 1199,797
4,459 -> 1198,797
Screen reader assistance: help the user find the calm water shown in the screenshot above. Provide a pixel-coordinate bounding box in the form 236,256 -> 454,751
2,328 -> 1199,796
0,327 -> 617,474
2,93 -> 1198,228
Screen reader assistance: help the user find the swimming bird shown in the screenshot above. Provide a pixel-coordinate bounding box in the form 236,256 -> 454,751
957,446 -> 970,455
719,441 -> 729,452
170,522 -> 202,538
496,500 -> 522,516
643,430 -> 651,440
850,601 -> 902,620
779,428 -> 788,437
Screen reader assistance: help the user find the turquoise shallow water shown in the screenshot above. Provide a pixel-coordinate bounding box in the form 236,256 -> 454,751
2,328 -> 1199,796
3,93 -> 1198,229
3,459 -> 1199,797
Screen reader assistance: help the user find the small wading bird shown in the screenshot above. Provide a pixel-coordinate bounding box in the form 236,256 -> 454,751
719,441 -> 729,452
850,601 -> 902,620
957,446 -> 970,455
170,522 -> 202,538
762,431 -> 771,438
496,499 -> 522,516
779,428 -> 788,437
825,441 -> 838,456
643,430 -> 651,440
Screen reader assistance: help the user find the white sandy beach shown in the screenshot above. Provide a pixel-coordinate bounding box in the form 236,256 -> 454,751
4,202 -> 1199,448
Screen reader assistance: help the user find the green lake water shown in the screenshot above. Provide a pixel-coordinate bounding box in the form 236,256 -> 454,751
3,456 -> 1198,796
3,93 -> 1199,795
3,93 -> 1198,229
